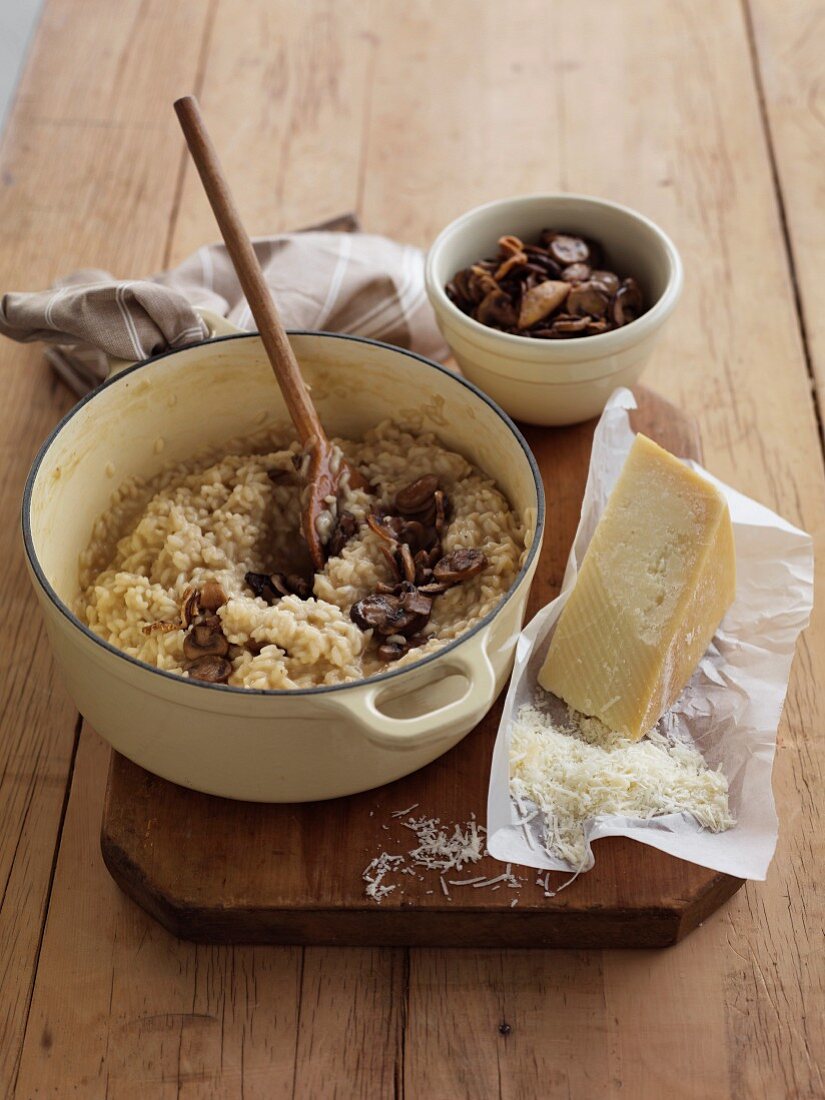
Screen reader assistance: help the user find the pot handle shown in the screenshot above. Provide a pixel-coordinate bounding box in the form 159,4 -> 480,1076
106,307 -> 244,378
329,640 -> 499,751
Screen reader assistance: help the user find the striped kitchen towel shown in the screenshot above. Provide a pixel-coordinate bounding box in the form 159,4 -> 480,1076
0,218 -> 447,395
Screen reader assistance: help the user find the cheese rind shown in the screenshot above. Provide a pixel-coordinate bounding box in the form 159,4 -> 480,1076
538,433 -> 736,740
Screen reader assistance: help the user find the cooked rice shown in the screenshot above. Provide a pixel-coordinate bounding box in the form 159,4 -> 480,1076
79,421 -> 525,689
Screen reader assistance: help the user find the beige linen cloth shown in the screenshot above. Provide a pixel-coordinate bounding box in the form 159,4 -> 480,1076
0,222 -> 447,394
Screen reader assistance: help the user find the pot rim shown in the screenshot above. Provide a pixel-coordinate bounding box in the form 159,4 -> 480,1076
22,330 -> 545,698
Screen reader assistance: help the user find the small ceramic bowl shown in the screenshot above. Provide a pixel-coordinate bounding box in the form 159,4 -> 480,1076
425,193 -> 683,425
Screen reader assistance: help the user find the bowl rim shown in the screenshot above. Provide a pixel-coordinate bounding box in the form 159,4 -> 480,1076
22,330 -> 545,699
424,191 -> 684,356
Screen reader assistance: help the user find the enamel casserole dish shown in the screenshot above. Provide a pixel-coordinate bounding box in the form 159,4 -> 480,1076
23,327 -> 544,801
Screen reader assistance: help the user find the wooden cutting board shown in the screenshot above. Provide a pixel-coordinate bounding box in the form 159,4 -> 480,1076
100,386 -> 744,948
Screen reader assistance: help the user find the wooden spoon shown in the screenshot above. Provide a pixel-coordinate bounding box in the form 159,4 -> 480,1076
174,95 -> 365,571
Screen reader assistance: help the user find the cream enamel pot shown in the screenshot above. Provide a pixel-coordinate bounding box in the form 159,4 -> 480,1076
23,329 -> 544,802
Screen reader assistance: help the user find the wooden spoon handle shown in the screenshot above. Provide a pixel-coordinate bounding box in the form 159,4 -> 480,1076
174,95 -> 325,449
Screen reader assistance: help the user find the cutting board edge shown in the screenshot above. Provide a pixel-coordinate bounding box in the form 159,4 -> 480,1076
101,824 -> 744,948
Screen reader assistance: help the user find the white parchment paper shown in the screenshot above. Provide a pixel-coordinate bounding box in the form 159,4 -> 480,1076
487,389 -> 814,881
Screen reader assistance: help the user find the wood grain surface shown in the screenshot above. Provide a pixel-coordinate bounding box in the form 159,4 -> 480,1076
748,0 -> 825,426
99,387 -> 743,949
1,0 -> 823,1096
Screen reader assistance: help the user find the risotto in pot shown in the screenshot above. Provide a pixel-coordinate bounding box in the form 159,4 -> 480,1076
78,421 -> 526,690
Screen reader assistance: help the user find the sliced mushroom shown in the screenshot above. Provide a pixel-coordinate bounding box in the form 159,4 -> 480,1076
446,280 -> 473,314
267,467 -> 294,484
476,289 -> 517,329
379,542 -> 402,581
397,519 -> 438,556
517,280 -> 570,328
567,281 -> 610,319
453,265 -> 498,306
548,234 -> 590,266
412,499 -> 438,527
351,590 -> 428,638
181,585 -> 199,628
399,542 -> 417,584
187,654 -> 232,683
590,270 -> 620,295
434,490 -> 448,533
367,513 -> 401,542
497,234 -> 526,258
375,580 -> 400,595
561,262 -> 592,283
494,236 -> 529,278
142,620 -> 179,636
287,573 -> 313,598
526,251 -> 563,279
494,251 -> 529,281
466,265 -> 499,302
522,261 -> 553,279
327,510 -> 359,558
183,630 -> 228,661
350,594 -> 402,633
413,549 -> 434,585
377,640 -> 407,661
433,548 -> 488,584
244,571 -> 310,603
399,587 -> 433,617
395,475 -> 439,515
612,278 -> 644,326
183,616 -> 230,661
426,541 -> 443,566
245,571 -> 279,602
450,267 -> 473,304
199,579 -> 227,613
397,611 -> 430,636
551,316 -> 591,335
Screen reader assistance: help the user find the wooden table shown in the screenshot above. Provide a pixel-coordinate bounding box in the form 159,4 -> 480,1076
1,2 -> 822,1096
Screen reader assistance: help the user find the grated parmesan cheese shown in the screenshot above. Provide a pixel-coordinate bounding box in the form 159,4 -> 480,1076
362,813 -> 490,903
362,852 -> 404,901
404,815 -> 485,871
509,703 -> 734,868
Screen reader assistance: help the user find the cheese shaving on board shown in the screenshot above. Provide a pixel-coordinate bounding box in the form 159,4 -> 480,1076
362,813 -> 506,903
363,852 -> 405,901
403,815 -> 485,871
509,704 -> 735,868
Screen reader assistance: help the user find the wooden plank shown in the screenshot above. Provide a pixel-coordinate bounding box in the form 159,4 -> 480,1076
13,1 -> 381,1095
98,388 -> 743,949
356,0 -> 825,1095
602,935 -> 732,1100
747,0 -> 825,429
15,729 -> 303,1100
0,0 -> 212,1093
405,950 -> 611,1098
292,948 -> 406,1100
169,0 -> 371,259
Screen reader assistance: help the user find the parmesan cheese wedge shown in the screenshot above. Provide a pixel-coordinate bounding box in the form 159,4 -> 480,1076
538,433 -> 736,740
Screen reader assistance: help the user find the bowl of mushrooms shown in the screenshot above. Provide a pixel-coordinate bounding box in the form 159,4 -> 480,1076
425,194 -> 683,425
